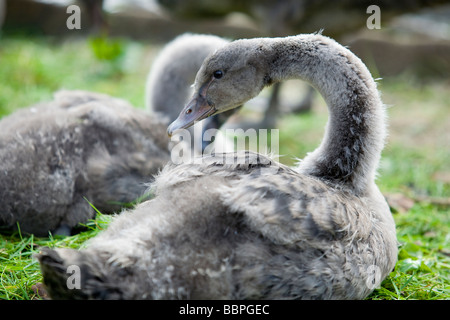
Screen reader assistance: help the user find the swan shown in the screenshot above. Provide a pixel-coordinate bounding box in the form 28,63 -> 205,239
146,33 -> 235,154
146,33 -> 229,124
0,33 -> 228,236
0,90 -> 169,236
37,33 -> 398,299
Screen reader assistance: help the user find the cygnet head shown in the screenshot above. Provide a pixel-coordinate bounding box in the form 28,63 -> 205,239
167,39 -> 269,136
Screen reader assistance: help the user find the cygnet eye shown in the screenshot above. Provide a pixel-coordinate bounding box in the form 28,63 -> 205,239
213,70 -> 224,79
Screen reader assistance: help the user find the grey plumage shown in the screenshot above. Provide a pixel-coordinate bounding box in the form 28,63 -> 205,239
0,90 -> 169,236
146,33 -> 229,123
0,33 -> 227,236
146,33 -> 234,153
37,34 -> 398,299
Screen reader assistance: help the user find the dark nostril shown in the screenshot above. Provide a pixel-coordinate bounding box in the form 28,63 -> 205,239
186,108 -> 192,114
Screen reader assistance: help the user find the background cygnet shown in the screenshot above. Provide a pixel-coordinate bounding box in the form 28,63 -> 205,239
146,33 -> 235,155
0,33 -> 232,236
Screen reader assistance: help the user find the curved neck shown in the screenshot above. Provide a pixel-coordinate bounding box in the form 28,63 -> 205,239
265,35 -> 386,194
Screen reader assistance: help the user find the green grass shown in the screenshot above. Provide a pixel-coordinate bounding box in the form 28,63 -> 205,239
0,213 -> 113,300
0,34 -> 154,118
0,34 -> 449,300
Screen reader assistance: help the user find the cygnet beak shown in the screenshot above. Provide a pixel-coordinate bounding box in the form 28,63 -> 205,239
167,94 -> 216,137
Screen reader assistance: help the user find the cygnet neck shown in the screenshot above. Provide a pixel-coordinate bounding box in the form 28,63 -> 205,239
264,34 -> 386,194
